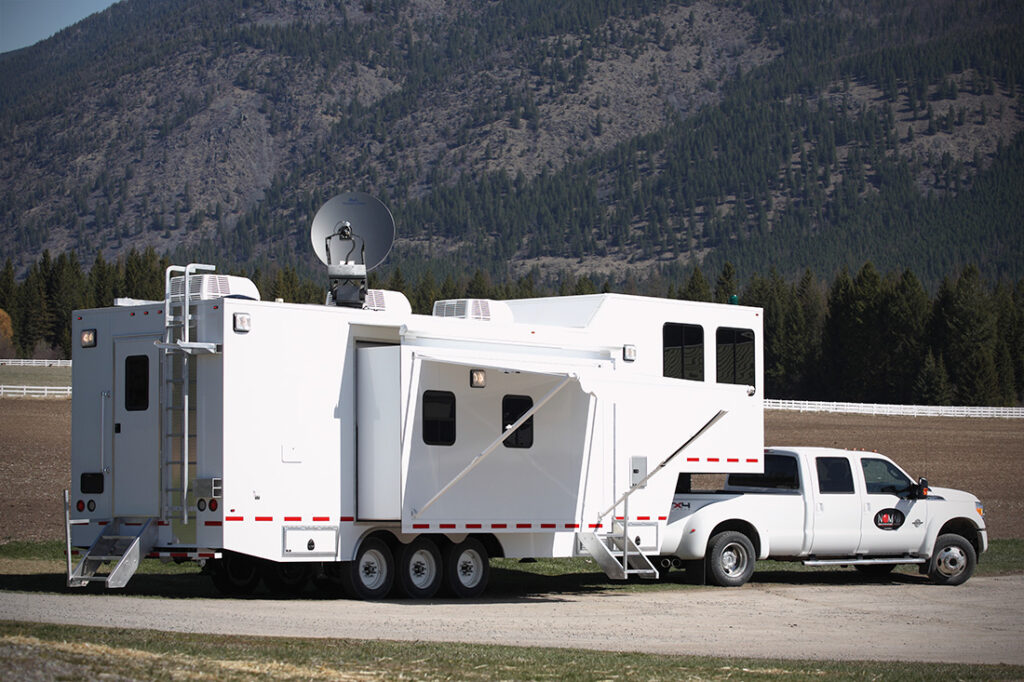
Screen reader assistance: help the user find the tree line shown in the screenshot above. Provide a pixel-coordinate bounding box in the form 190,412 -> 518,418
2,250 -> 1021,408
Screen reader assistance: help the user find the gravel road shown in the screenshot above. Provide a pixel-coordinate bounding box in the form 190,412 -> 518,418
3,575 -> 1022,665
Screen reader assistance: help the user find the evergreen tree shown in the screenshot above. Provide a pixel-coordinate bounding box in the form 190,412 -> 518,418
914,351 -> 953,405
714,262 -> 738,304
681,266 -> 711,302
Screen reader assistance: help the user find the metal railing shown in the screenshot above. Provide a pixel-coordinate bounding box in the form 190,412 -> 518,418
0,358 -> 71,367
765,399 -> 1024,419
0,385 -> 73,398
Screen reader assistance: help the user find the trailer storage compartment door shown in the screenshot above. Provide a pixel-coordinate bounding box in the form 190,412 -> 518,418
356,345 -> 402,520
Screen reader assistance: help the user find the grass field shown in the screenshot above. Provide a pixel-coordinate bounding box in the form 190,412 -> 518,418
0,365 -> 71,387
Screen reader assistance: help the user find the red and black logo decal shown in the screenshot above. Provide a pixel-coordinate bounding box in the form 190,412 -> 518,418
874,508 -> 905,530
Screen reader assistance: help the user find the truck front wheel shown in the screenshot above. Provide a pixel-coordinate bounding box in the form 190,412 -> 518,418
928,534 -> 976,586
706,531 -> 755,587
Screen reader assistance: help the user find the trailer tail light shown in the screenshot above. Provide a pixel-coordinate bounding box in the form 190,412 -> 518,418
80,329 -> 97,347
76,500 -> 85,512
197,499 -> 206,512
208,499 -> 218,512
87,500 -> 95,512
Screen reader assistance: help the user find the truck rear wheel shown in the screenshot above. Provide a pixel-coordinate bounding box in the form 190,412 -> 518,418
706,531 -> 755,587
260,560 -> 312,595
342,537 -> 395,600
928,534 -> 976,586
443,537 -> 489,598
210,552 -> 261,596
397,536 -> 443,599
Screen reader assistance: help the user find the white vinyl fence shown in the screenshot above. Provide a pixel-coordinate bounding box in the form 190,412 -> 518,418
765,399 -> 1024,419
0,385 -> 73,398
0,359 -> 72,367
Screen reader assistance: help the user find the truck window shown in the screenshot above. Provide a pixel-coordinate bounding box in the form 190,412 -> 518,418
501,395 -> 533,448
861,458 -> 913,495
663,323 -> 704,381
124,354 -> 149,411
815,457 -> 854,494
716,327 -> 755,386
727,454 -> 799,490
422,390 -> 456,446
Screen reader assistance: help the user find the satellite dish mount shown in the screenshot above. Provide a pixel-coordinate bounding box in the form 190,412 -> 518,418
310,193 -> 395,308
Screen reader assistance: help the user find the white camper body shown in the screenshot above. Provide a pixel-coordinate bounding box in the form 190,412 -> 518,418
68,266 -> 764,597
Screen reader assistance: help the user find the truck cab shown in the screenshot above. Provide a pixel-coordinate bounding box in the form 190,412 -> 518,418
669,447 -> 987,586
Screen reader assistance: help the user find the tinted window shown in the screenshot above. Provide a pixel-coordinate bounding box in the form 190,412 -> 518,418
501,395 -> 534,448
422,390 -> 456,446
861,458 -> 913,495
663,323 -> 704,381
716,327 -> 756,386
124,355 -> 149,411
728,454 -> 799,490
816,456 -> 855,494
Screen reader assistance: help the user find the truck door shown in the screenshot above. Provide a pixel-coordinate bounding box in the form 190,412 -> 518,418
856,456 -> 928,556
113,336 -> 161,517
808,455 -> 861,556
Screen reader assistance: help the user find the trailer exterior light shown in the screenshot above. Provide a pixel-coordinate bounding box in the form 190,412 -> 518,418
80,329 -> 97,347
470,369 -> 486,388
87,500 -> 95,512
233,313 -> 252,333
76,500 -> 85,512
622,344 -> 637,362
208,499 -> 218,512
197,499 -> 207,512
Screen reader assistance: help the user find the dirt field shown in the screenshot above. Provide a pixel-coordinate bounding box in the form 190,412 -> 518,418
0,399 -> 1021,542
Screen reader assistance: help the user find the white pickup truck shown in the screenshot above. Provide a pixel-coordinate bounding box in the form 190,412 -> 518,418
666,447 -> 987,586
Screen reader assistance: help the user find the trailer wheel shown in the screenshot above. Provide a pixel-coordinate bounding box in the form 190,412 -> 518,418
260,560 -> 312,595
928,534 -> 976,586
397,536 -> 443,599
313,562 -> 346,595
706,531 -> 755,587
443,537 -> 489,598
342,537 -> 394,600
210,552 -> 261,595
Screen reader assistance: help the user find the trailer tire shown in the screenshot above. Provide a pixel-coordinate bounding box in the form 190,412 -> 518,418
443,538 -> 489,598
928,534 -> 976,586
397,536 -> 443,599
342,537 -> 394,600
210,552 -> 261,595
706,531 -> 755,587
260,560 -> 312,595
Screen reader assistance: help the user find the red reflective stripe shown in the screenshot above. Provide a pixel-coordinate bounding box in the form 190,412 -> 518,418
589,523 -> 603,529
637,516 -> 650,521
225,516 -> 243,522
199,553 -> 215,558
170,552 -> 188,558
746,458 -> 759,463
466,523 -> 482,529
255,516 -> 273,522
312,516 -> 330,522
516,523 -> 532,529
157,521 -> 169,526
541,523 -> 556,529
727,458 -> 739,463
491,523 -> 507,529
284,516 -> 301,522
340,516 -> 354,522
413,523 -> 430,529
687,457 -> 699,462
98,521 -> 108,525
440,523 -> 456,529
565,523 -> 580,529
125,522 -> 142,526
658,516 -> 667,521
204,521 -> 222,526
708,458 -> 720,462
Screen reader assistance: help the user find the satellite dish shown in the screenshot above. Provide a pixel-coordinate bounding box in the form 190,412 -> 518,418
310,192 -> 395,272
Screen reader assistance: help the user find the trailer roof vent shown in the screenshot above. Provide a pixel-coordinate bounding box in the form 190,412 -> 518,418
364,289 -> 412,315
432,299 -> 513,324
170,274 -> 260,301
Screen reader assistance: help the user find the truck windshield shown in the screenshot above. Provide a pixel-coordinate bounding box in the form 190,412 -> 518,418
861,458 -> 913,495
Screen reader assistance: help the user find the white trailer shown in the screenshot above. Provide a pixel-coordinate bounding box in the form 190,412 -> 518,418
65,196 -> 765,599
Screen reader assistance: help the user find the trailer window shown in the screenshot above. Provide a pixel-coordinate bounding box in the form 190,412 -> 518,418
861,458 -> 913,495
663,323 -> 704,381
716,327 -> 755,386
816,457 -> 855,494
124,355 -> 149,411
501,395 -> 534,449
422,390 -> 456,446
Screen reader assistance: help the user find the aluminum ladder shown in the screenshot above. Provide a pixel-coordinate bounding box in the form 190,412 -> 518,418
65,491 -> 157,588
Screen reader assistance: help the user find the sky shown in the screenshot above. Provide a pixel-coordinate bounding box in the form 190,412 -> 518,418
0,0 -> 119,54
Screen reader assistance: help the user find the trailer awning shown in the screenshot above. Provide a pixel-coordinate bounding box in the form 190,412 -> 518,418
408,349 -> 608,395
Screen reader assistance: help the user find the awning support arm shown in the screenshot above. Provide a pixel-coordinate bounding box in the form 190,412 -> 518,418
412,374 -> 574,519
596,409 -> 728,523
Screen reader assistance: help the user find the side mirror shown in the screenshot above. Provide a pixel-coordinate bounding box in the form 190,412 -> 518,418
915,477 -> 929,499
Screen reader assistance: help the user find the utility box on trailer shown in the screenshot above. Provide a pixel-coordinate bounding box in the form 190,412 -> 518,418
66,194 -> 765,598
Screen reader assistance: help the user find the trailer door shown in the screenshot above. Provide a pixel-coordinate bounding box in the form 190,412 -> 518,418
356,344 -> 402,521
113,336 -> 161,517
